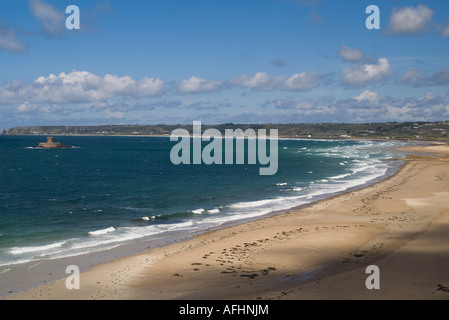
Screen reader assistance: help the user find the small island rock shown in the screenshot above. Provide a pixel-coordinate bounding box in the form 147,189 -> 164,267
37,137 -> 71,149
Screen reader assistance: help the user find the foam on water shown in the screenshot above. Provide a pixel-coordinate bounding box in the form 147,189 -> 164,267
9,241 -> 68,255
330,173 -> 352,180
88,227 -> 116,236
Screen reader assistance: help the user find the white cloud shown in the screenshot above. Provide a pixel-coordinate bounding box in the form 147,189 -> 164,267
338,46 -> 365,62
101,74 -> 164,97
284,72 -> 322,91
261,91 -> 448,123
429,69 -> 449,86
40,104 -> 62,113
229,71 -> 322,92
16,102 -> 38,113
267,97 -> 295,109
341,58 -> 392,87
104,109 -> 124,119
397,67 -> 449,87
0,27 -> 26,52
354,90 -> 380,105
0,71 -> 164,104
387,4 -> 434,35
397,67 -> 426,87
294,99 -> 315,110
385,105 -> 413,120
177,76 -> 221,94
29,0 -> 65,35
229,72 -> 283,91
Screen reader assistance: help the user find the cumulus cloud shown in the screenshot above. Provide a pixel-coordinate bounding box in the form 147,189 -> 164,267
284,72 -> 323,91
341,58 -> 392,87
29,0 -> 66,36
429,69 -> 449,86
0,71 -> 164,104
267,96 -> 336,113
258,97 -> 338,122
143,99 -> 182,109
353,90 -> 380,106
40,104 -> 63,113
397,67 -> 449,87
0,26 -> 26,52
262,97 -> 295,110
387,4 -> 434,35
229,71 -> 323,92
345,91 -> 449,121
264,91 -> 449,122
16,102 -> 38,113
396,67 -> 427,87
104,109 -> 124,119
338,46 -> 365,62
177,76 -> 221,94
229,72 -> 283,91
15,102 -> 66,115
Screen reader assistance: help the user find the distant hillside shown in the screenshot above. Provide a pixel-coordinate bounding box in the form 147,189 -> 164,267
3,121 -> 449,141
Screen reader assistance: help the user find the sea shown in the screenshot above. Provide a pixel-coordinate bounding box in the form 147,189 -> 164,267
0,134 -> 413,295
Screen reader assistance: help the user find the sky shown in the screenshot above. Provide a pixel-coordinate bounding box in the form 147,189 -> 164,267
0,0 -> 449,128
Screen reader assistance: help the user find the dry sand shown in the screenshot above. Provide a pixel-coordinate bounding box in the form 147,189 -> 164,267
5,143 -> 449,300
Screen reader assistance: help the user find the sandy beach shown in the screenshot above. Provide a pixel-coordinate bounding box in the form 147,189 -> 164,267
5,143 -> 449,300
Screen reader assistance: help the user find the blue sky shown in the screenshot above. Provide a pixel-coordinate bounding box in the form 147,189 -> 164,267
0,0 -> 448,128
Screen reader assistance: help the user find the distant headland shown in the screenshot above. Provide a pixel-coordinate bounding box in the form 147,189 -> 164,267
2,121 -> 449,142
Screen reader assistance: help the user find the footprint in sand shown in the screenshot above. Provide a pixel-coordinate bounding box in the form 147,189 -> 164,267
437,284 -> 449,292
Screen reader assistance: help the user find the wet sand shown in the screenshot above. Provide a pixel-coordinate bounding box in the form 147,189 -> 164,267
5,144 -> 449,300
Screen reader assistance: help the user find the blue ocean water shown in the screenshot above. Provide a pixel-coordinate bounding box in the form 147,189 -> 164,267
0,135 -> 409,270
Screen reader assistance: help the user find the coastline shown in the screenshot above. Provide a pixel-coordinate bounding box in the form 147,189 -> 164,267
3,132 -> 446,143
4,143 -> 449,300
0,136 -> 406,297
